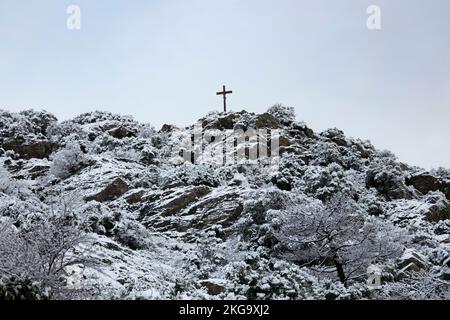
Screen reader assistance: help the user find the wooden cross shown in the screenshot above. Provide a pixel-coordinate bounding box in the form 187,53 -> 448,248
216,85 -> 232,113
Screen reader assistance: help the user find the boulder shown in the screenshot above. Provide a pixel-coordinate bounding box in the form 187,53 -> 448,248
278,136 -> 291,148
199,280 -> 226,295
355,143 -> 371,159
255,113 -> 281,129
1,138 -> 58,159
424,202 -> 450,223
398,249 -> 428,271
406,173 -> 441,195
399,262 -> 421,273
366,170 -> 416,200
107,126 -> 136,139
159,124 -> 175,133
421,192 -> 450,222
439,270 -> 450,281
212,114 -> 238,130
406,173 -> 450,201
85,178 -> 129,202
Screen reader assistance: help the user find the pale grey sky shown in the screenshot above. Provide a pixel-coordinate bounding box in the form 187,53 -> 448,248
0,0 -> 449,169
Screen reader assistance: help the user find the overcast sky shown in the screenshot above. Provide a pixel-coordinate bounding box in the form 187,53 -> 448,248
0,0 -> 449,169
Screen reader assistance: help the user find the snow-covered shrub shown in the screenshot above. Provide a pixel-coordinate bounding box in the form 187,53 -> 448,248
80,202 -> 150,250
113,219 -> 152,250
0,109 -> 57,138
49,143 -> 90,179
301,164 -> 353,201
0,277 -> 49,300
137,123 -> 156,139
161,163 -> 232,188
0,166 -> 13,194
373,270 -> 450,300
47,121 -> 86,145
267,104 -> 296,126
0,196 -> 45,227
309,140 -> 343,166
72,111 -> 136,126
224,256 -> 322,300
81,202 -> 120,236
269,154 -> 306,191
359,190 -> 385,216
139,145 -> 157,165
89,134 -> 123,154
365,152 -> 413,200
431,167 -> 450,180
0,215 -> 95,297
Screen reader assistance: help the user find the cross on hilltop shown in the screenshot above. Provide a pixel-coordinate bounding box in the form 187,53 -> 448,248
216,85 -> 232,113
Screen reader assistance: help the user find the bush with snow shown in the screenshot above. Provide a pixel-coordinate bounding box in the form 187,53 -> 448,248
49,143 -> 90,179
267,104 -> 296,125
0,214 -> 95,298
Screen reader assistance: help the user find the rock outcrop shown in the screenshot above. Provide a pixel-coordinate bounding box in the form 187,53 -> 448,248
85,178 -> 129,202
406,173 -> 450,200
1,138 -> 58,160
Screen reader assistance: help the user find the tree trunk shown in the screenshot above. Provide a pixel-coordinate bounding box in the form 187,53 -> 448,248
334,258 -> 347,287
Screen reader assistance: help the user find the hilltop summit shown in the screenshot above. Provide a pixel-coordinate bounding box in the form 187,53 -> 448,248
0,106 -> 448,299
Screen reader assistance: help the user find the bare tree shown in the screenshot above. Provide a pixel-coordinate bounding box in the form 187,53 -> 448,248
0,214 -> 97,298
273,194 -> 404,286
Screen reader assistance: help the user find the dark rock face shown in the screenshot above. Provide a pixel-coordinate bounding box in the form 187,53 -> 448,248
255,113 -> 281,129
85,178 -> 129,202
1,138 -> 59,160
406,173 -> 450,200
425,203 -> 450,222
27,165 -> 50,179
407,174 -> 441,194
125,190 -> 145,204
366,170 -> 415,200
423,194 -> 450,222
107,126 -> 136,139
187,192 -> 244,231
139,186 -> 212,224
398,249 -> 428,272
355,143 -> 371,159
200,280 -> 225,295
159,124 -> 175,133
202,113 -> 238,131
216,114 -> 238,130
289,123 -> 315,139
158,186 -> 212,217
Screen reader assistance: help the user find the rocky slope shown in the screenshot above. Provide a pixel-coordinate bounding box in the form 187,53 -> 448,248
0,106 -> 448,300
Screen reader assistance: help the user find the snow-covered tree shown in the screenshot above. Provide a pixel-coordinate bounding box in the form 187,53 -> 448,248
273,193 -> 404,286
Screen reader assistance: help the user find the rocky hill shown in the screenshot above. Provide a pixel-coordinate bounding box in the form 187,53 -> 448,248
0,106 -> 448,300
